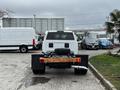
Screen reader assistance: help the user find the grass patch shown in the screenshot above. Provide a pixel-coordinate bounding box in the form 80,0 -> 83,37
90,54 -> 120,90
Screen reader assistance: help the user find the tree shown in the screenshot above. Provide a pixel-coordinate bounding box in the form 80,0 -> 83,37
105,9 -> 120,43
0,9 -> 14,28
0,10 -> 8,18
0,9 -> 14,18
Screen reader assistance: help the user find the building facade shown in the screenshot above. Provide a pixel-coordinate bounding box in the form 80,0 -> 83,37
2,17 -> 64,34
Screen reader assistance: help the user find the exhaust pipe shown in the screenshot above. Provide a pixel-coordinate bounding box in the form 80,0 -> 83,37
72,65 -> 88,70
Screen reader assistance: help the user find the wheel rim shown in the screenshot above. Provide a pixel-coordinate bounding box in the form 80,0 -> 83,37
21,47 -> 26,52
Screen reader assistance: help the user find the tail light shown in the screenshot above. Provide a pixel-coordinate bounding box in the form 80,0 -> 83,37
76,58 -> 81,63
49,43 -> 53,48
32,39 -> 36,46
65,43 -> 69,48
40,58 -> 44,63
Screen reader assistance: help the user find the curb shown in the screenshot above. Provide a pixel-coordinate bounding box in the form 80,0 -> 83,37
88,62 -> 117,90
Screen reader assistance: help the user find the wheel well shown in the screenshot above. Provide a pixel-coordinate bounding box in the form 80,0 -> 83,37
20,45 -> 28,48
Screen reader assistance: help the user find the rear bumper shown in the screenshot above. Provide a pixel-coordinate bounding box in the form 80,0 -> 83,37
39,57 -> 81,63
87,45 -> 99,49
39,57 -> 81,68
32,54 -> 88,69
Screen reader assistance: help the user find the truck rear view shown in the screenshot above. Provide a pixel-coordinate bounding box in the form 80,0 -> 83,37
31,31 -> 88,75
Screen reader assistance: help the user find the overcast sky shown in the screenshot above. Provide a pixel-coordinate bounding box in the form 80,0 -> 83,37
0,0 -> 120,27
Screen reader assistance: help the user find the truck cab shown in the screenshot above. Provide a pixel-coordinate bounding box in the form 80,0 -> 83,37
42,31 -> 78,54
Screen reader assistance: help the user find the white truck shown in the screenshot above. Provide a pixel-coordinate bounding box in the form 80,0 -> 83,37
31,31 -> 88,75
0,27 -> 37,53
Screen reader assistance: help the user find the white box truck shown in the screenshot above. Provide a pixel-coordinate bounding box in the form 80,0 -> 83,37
0,27 -> 37,53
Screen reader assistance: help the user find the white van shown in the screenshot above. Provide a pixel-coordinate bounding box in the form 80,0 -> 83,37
0,27 -> 37,53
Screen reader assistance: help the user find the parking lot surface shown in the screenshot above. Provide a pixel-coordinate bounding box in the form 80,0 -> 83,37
0,50 -> 107,90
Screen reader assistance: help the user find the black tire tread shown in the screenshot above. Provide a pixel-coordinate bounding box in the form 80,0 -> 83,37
74,68 -> 87,75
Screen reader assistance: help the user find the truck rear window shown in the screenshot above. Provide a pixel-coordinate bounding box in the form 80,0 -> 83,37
46,32 -> 74,40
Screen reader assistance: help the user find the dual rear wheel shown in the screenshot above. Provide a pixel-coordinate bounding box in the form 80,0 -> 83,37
32,54 -> 88,75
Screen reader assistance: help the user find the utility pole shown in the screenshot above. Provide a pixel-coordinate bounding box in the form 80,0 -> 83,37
33,14 -> 36,32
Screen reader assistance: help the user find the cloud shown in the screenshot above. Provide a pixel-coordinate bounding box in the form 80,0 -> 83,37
0,0 -> 120,27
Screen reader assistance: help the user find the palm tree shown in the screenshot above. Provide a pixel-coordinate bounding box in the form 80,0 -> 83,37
105,9 -> 120,54
0,10 -> 8,18
105,9 -> 120,43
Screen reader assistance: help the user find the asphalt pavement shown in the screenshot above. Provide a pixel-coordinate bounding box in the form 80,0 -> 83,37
0,50 -> 107,90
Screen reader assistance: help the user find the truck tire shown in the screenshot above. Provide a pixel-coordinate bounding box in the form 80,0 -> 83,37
32,68 -> 45,74
74,68 -> 87,75
74,55 -> 88,75
32,70 -> 40,74
31,54 -> 45,74
20,46 -> 28,53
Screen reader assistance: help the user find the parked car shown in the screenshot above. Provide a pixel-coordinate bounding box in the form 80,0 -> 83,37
35,35 -> 44,50
76,33 -> 84,50
99,38 -> 113,49
81,32 -> 99,50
